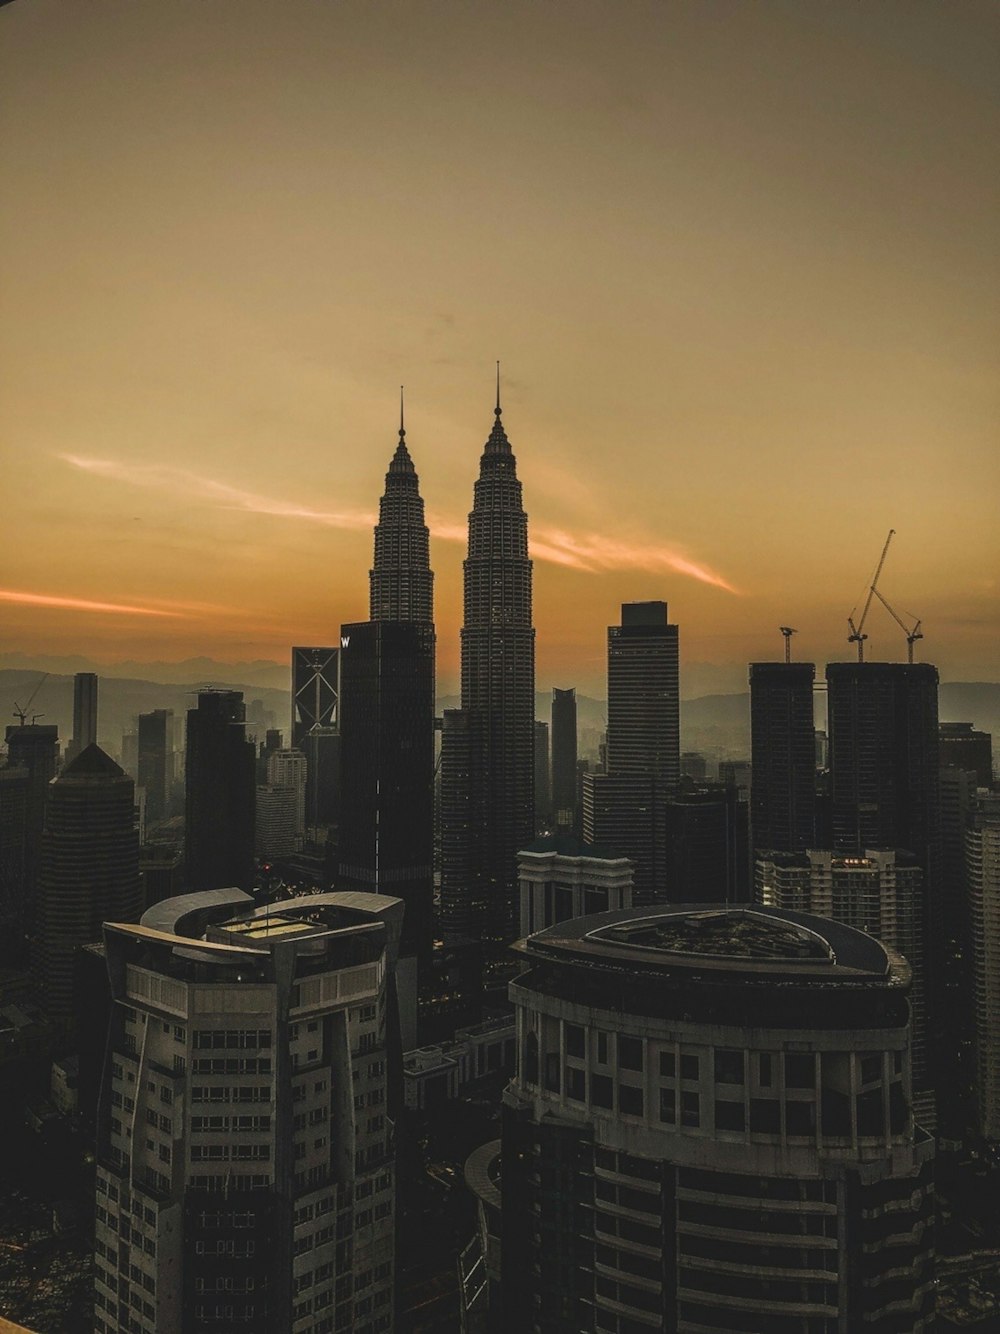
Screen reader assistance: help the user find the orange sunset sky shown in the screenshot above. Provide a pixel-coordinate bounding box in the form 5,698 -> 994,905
1,0 -> 997,696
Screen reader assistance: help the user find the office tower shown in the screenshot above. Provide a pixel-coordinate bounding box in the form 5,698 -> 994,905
757,848 -> 926,1079
33,744 -> 141,1026
533,721 -> 550,832
967,792 -> 1000,1141
339,620 -> 435,974
749,661 -> 816,855
254,785 -> 299,859
439,708 -> 488,943
940,721 -> 993,787
266,748 -> 307,842
664,785 -> 748,904
827,662 -> 940,864
582,771 -> 660,906
441,380 -> 534,944
550,688 -> 578,830
517,834 -> 632,936
5,723 -> 59,935
65,671 -> 99,763
185,691 -> 255,892
94,889 -> 402,1334
719,759 -> 752,796
503,904 -> 935,1332
606,602 -> 679,784
137,709 -> 171,829
0,765 -> 29,963
291,646 -> 340,833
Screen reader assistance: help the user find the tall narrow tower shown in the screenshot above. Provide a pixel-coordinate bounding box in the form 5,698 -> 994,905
340,395 -> 436,992
442,372 -> 535,944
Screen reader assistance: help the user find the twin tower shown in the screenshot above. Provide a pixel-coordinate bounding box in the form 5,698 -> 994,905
338,382 -> 535,973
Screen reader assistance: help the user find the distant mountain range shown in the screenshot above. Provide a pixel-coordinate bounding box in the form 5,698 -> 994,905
3,664 -> 998,769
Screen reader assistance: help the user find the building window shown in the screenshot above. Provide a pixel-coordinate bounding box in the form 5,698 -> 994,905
565,1024 -> 585,1059
619,1085 -> 644,1118
596,1031 -> 608,1065
714,1100 -> 745,1133
659,1088 -> 676,1124
590,1074 -> 613,1109
785,1054 -> 814,1089
566,1067 -> 585,1102
749,1098 -> 780,1134
680,1053 -> 699,1082
681,1092 -> 700,1128
618,1036 -> 643,1073
714,1050 -> 744,1085
659,1050 -> 675,1079
758,1053 -> 772,1087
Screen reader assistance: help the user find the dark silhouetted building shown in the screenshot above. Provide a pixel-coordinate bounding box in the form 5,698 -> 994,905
33,744 -> 140,1026
968,792 -> 1000,1141
503,905 -> 935,1332
184,691 -> 255,892
582,771 -> 661,906
517,834 -> 632,935
940,721 -> 993,787
5,722 -> 59,938
533,721 -> 550,832
0,764 -> 29,963
137,708 -> 171,829
369,396 -> 434,625
66,671 -> 98,764
339,620 -> 435,973
665,785 -> 748,904
550,687 -> 578,830
606,601 -> 679,784
441,381 -> 534,945
291,646 -> 339,831
749,661 -> 816,855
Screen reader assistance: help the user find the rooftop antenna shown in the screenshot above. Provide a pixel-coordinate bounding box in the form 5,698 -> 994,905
495,360 -> 501,416
399,385 -> 405,439
779,627 -> 797,664
847,529 -> 895,663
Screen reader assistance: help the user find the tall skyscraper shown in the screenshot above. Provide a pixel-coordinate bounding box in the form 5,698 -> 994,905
291,646 -> 340,833
95,889 -> 402,1334
339,409 -> 436,990
66,671 -> 99,763
137,708 -> 172,829
185,690 -> 255,892
0,764 -> 29,964
582,602 -> 679,905
5,722 -> 59,936
266,747 -> 308,842
605,601 -> 679,784
441,376 -> 534,944
826,662 -> 939,865
550,688 -> 578,829
33,744 -> 141,1026
533,720 -> 550,832
503,904 -> 935,1332
967,792 -> 1000,1141
749,661 -> 816,855
940,721 -> 993,787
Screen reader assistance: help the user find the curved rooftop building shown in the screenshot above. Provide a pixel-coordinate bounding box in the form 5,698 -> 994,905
502,904 -> 935,1333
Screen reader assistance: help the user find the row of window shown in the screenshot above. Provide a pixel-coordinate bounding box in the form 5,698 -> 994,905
194,1029 -> 272,1050
191,1143 -> 271,1162
193,1084 -> 271,1103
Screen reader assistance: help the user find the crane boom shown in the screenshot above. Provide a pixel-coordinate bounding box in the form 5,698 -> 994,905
847,529 -> 895,662
871,587 -> 923,663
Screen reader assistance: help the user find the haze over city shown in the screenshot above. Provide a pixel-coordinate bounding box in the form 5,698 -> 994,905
2,0 -> 998,697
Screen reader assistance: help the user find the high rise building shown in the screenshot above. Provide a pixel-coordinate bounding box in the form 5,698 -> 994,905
33,744 -> 141,1026
339,620 -> 435,972
94,889 -> 402,1334
533,721 -> 550,832
254,785 -> 299,860
827,662 -> 939,864
940,721 -> 993,787
749,661 -> 816,855
441,377 -> 534,944
664,785 -> 749,904
605,601 -> 679,784
5,723 -> 59,938
66,671 -> 99,763
339,412 -> 436,992
0,764 -> 29,964
291,647 -> 340,832
137,709 -> 172,829
266,748 -> 308,843
967,792 -> 1000,1141
550,688 -> 578,830
582,603 -> 679,906
185,691 -> 255,892
502,904 -> 935,1332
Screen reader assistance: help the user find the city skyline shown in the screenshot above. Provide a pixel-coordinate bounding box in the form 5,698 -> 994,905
2,1 -> 998,694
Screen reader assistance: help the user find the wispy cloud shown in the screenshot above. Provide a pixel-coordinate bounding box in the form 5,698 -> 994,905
60,453 -> 737,593
0,589 -> 185,618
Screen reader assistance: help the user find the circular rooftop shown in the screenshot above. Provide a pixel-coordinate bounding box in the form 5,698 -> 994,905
588,909 -> 834,964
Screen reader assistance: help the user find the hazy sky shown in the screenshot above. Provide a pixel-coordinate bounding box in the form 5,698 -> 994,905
2,0 -> 997,694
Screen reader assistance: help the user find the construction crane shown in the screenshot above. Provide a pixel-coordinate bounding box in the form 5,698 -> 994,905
12,672 -> 49,726
779,627 -> 797,663
847,529 -> 895,663
871,587 -> 924,663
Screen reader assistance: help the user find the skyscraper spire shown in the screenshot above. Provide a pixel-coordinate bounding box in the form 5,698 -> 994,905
370,395 -> 433,622
441,377 -> 535,944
